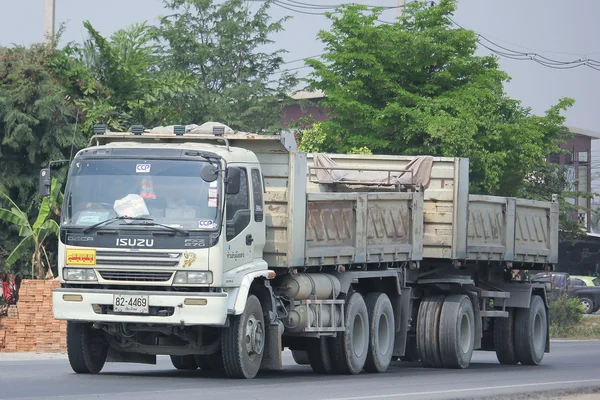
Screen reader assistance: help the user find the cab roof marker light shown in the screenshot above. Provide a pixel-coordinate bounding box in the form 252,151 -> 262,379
174,125 -> 185,136
130,125 -> 145,135
93,124 -> 107,135
213,126 -> 225,137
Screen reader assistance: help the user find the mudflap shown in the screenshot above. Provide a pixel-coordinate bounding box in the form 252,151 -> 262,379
260,322 -> 284,371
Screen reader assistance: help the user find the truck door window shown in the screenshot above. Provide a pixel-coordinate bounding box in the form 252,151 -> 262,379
226,168 -> 250,241
251,169 -> 264,222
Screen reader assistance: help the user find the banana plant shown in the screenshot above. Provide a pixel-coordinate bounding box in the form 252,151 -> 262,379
0,178 -> 61,279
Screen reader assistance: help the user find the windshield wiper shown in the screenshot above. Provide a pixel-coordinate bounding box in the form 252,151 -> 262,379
82,215 -> 152,234
127,220 -> 190,236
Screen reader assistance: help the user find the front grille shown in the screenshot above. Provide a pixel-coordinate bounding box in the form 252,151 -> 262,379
96,251 -> 181,268
98,270 -> 173,282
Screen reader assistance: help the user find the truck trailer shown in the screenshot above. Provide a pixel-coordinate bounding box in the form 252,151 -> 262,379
41,123 -> 558,379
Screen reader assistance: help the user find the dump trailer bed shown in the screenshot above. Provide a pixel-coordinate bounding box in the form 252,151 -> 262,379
245,136 -> 558,269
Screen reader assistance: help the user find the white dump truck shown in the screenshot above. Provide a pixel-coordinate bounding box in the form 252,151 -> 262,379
40,123 -> 558,379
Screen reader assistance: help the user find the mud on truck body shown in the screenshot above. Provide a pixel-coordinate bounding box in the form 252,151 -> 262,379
40,124 -> 558,379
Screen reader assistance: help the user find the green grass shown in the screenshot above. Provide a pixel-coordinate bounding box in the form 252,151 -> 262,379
551,314 -> 600,339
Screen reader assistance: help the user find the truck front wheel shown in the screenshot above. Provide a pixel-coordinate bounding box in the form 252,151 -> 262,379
66,321 -> 108,374
221,295 -> 265,379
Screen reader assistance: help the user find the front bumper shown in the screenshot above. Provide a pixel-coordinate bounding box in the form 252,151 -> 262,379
53,288 -> 228,326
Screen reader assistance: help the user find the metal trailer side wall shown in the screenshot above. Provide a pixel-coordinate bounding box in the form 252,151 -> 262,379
305,154 -> 467,260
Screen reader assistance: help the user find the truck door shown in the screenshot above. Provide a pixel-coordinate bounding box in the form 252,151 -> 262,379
224,167 -> 257,271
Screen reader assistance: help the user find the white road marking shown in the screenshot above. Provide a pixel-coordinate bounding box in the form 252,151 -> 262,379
323,379 -> 600,400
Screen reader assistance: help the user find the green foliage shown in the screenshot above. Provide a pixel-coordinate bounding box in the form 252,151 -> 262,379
548,291 -> 584,337
0,189 -> 59,279
51,21 -> 194,132
156,0 -> 298,132
305,0 -> 573,197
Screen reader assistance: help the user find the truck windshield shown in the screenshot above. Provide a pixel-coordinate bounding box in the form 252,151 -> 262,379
62,159 -> 220,231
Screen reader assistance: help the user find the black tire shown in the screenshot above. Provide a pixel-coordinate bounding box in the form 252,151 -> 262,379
417,294 -> 445,368
66,321 -> 109,374
494,308 -> 519,365
195,350 -> 224,371
579,298 -> 594,314
515,295 -> 547,366
439,294 -> 475,369
364,292 -> 395,373
170,355 -> 198,370
593,306 -> 600,314
307,337 -> 337,374
332,292 -> 370,374
292,350 -> 310,365
221,295 -> 265,379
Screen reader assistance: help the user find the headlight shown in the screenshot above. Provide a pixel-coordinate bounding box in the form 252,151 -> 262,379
63,268 -> 97,281
174,271 -> 213,284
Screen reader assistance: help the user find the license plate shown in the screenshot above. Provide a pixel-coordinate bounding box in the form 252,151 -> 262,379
113,294 -> 149,314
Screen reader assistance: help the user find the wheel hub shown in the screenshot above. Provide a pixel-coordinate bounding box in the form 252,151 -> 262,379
245,315 -> 265,356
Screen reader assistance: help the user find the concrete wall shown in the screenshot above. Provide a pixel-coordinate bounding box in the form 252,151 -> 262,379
0,280 -> 66,352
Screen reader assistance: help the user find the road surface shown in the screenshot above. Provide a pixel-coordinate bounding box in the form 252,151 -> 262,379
1,340 -> 599,400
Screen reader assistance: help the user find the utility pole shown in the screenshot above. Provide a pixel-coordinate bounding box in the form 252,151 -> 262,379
398,0 -> 405,18
43,0 -> 55,43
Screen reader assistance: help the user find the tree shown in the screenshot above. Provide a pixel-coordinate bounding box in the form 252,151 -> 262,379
51,21 -> 193,133
0,40 -> 85,272
305,0 -> 573,197
0,189 -> 59,279
156,0 -> 298,132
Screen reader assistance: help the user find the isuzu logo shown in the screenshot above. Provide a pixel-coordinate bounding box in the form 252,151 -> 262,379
116,238 -> 155,247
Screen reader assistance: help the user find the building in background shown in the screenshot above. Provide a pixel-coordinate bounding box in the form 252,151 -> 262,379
281,90 -> 328,127
550,126 -> 600,232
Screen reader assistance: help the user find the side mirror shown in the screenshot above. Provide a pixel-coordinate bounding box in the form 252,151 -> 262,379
226,167 -> 241,195
39,168 -> 51,197
200,163 -> 218,182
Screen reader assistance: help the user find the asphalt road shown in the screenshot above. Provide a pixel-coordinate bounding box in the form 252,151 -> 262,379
1,340 -> 599,400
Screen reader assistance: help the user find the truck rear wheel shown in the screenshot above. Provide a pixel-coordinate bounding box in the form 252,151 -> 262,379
439,294 -> 475,369
515,295 -> 547,366
494,308 -> 519,365
170,355 -> 198,370
221,295 -> 265,379
364,292 -> 395,373
66,321 -> 108,374
417,294 -> 445,368
307,337 -> 337,374
332,292 -> 370,374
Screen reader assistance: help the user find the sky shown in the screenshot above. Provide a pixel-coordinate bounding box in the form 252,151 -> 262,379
1,0 -> 599,131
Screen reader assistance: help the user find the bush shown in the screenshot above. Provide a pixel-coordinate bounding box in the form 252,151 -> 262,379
548,291 -> 583,337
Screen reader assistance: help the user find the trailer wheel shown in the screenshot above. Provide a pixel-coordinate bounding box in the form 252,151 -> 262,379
364,292 -> 395,373
307,337 -> 337,374
292,350 -> 310,365
221,295 -> 265,379
170,355 -> 198,370
515,295 -> 547,366
66,321 -> 108,374
493,308 -> 519,365
332,291 -> 370,374
417,294 -> 445,368
439,294 -> 475,369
